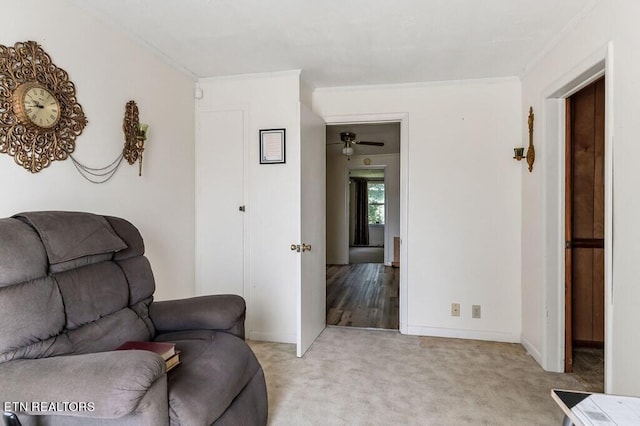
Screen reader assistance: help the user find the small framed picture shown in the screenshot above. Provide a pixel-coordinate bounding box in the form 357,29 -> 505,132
260,128 -> 286,164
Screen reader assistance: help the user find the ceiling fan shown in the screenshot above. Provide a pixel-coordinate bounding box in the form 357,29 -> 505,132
328,132 -> 384,156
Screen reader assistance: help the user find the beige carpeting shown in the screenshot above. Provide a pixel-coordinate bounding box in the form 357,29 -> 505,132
249,327 -> 587,425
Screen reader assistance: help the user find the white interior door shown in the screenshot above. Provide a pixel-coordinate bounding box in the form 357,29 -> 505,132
195,109 -> 245,296
297,103 -> 326,357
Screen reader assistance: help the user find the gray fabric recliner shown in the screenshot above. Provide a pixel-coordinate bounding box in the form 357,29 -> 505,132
0,211 -> 268,425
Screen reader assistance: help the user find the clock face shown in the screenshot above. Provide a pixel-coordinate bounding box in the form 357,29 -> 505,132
14,83 -> 61,130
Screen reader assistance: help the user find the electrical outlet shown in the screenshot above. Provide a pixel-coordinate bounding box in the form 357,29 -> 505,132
451,303 -> 460,317
472,305 -> 481,319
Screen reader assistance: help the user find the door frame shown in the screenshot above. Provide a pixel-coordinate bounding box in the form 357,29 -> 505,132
564,77 -> 606,373
564,97 -> 573,373
539,42 -> 613,392
324,112 -> 409,334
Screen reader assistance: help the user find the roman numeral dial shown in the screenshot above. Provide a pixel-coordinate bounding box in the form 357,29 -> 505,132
12,82 -> 61,130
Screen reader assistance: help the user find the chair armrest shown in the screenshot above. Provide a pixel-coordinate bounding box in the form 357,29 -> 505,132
149,294 -> 246,339
0,351 -> 165,419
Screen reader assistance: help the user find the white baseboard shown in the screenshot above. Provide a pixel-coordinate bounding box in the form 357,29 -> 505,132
406,325 -> 521,343
248,330 -> 296,344
520,335 -> 544,367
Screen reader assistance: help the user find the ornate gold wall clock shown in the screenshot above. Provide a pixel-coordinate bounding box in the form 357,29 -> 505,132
0,41 -> 87,173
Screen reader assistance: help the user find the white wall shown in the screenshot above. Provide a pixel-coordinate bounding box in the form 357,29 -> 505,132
521,0 -> 640,395
0,0 -> 196,300
196,71 -> 302,343
315,78 -> 522,342
367,226 -> 385,247
327,154 -> 400,265
326,151 -> 347,263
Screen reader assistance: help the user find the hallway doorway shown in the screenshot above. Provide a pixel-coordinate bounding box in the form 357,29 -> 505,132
564,76 -> 605,392
325,121 -> 402,330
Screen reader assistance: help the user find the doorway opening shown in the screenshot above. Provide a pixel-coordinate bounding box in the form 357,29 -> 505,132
564,77 -> 605,392
537,45 -> 611,387
349,168 -> 385,264
325,122 -> 401,330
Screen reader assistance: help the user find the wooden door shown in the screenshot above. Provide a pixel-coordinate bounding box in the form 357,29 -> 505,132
565,77 -> 605,371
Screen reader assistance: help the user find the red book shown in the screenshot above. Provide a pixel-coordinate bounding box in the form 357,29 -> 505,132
116,341 -> 176,361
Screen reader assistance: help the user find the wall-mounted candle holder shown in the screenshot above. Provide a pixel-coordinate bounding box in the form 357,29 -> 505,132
513,107 -> 535,172
526,107 -> 535,172
123,100 -> 148,176
513,147 -> 525,161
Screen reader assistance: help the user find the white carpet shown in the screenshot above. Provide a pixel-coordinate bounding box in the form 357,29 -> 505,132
249,327 -> 585,425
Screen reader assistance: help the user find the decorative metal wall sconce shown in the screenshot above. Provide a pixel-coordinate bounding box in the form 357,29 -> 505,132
513,106 -> 535,172
123,100 -> 148,176
513,147 -> 525,161
70,100 -> 148,183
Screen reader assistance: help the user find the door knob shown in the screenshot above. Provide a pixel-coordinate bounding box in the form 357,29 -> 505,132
290,244 -> 301,252
301,244 -> 312,252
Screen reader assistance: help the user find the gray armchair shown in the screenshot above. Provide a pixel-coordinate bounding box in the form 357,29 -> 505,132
0,211 -> 267,425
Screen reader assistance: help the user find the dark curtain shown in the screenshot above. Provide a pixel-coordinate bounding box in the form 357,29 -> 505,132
353,178 -> 369,246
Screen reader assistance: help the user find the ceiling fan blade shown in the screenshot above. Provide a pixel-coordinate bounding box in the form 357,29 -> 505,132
326,142 -> 344,145
355,141 -> 384,146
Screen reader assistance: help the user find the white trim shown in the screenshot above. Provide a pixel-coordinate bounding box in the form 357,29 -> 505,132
248,331 -> 296,344
604,41 -> 614,395
406,325 -> 521,344
315,76 -> 520,94
538,42 -> 612,380
521,335 -> 544,366
544,45 -> 608,98
324,113 -> 409,125
541,97 -> 566,373
199,69 -> 302,83
324,112 -> 410,334
399,116 -> 409,335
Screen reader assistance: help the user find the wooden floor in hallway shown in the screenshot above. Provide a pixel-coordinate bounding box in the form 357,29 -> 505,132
326,263 -> 399,330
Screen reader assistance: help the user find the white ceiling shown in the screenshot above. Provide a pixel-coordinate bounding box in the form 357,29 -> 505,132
71,0 -> 596,88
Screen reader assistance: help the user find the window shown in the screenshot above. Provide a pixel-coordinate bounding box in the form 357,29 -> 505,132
367,181 -> 385,225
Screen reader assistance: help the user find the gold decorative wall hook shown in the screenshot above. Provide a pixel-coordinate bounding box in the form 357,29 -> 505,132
123,100 -> 148,176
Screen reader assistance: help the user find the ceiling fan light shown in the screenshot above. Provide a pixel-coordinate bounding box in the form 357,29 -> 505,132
342,146 -> 354,156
